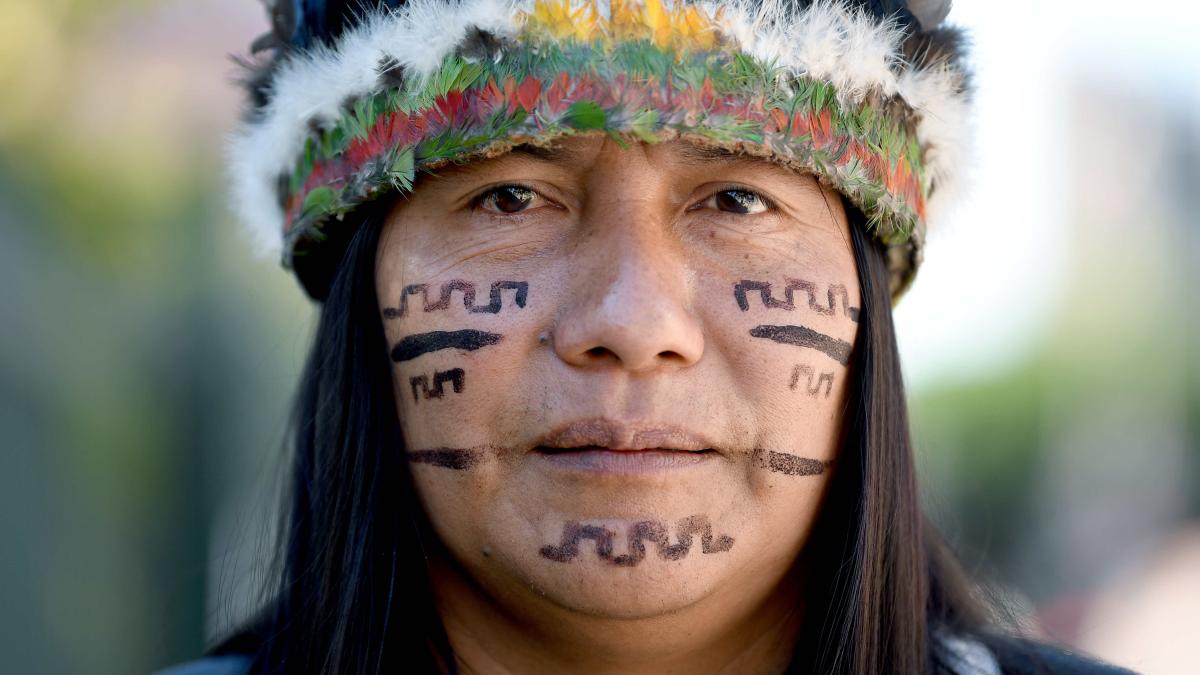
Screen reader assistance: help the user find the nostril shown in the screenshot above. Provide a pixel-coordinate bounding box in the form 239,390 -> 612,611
586,346 -> 616,360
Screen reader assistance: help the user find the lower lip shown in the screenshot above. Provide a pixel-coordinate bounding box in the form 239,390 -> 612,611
534,448 -> 715,474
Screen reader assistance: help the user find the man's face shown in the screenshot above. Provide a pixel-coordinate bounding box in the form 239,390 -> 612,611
376,136 -> 860,620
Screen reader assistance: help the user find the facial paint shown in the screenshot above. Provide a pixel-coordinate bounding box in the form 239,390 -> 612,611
539,522 -> 615,563
407,447 -> 484,470
753,448 -> 833,477
391,329 -> 503,362
410,367 -> 466,402
733,279 -> 859,322
789,364 -> 833,398
540,514 -> 734,566
749,324 -> 852,365
383,280 -> 528,319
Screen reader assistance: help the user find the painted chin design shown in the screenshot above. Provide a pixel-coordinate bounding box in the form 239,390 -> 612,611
540,514 -> 735,567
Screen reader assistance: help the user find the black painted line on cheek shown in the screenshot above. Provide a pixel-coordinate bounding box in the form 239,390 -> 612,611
749,324 -> 851,365
406,448 -> 483,470
755,449 -> 833,477
391,330 -> 503,362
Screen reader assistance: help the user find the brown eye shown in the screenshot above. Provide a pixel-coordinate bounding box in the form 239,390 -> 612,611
700,189 -> 772,215
478,185 -> 539,214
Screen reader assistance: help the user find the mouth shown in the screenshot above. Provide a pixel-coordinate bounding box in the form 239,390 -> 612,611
531,418 -> 720,474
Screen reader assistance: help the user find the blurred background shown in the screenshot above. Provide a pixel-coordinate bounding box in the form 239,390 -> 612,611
0,0 -> 1196,673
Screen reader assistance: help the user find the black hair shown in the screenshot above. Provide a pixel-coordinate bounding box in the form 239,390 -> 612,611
233,199 -> 455,673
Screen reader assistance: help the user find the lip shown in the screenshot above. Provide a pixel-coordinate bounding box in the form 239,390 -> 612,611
534,417 -> 718,452
532,418 -> 719,475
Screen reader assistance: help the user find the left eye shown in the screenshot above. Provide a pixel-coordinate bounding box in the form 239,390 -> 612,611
474,185 -> 547,214
699,189 -> 772,214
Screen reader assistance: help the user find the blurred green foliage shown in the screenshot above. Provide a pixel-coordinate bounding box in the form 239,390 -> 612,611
1,2 -> 310,673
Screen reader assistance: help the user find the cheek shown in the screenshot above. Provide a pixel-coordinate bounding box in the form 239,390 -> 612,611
377,271 -> 555,559
697,269 -> 858,569
379,275 -> 544,452
706,270 -> 860,450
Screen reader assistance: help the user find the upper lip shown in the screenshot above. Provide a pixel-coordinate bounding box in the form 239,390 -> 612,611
533,418 -> 717,452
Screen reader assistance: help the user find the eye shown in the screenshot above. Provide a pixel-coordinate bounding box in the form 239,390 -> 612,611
697,188 -> 773,215
474,185 -> 547,214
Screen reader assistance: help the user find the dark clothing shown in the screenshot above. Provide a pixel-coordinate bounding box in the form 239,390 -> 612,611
152,655 -> 250,675
153,635 -> 1137,675
986,636 -> 1138,675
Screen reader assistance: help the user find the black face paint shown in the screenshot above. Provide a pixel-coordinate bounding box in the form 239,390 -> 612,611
410,368 -> 466,402
733,279 -> 859,322
540,514 -> 735,566
754,449 -> 833,477
391,329 -> 503,362
539,522 -> 615,563
383,280 -> 528,319
789,364 -> 833,398
407,447 -> 483,470
749,324 -> 852,365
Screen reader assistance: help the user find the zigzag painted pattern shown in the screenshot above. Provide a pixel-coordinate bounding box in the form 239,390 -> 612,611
540,514 -> 734,566
384,280 -> 528,319
733,279 -> 859,321
789,365 -> 833,398
409,368 -> 465,402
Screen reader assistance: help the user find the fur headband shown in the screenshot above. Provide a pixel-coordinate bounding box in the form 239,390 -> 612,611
228,0 -> 970,299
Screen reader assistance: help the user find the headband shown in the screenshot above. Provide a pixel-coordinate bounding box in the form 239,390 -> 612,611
228,0 -> 970,299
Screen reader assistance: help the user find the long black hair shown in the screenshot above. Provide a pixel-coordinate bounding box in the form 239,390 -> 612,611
237,199 -> 454,674
206,192 -> 1004,673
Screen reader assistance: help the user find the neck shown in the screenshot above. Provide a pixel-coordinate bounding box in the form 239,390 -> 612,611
428,554 -> 805,675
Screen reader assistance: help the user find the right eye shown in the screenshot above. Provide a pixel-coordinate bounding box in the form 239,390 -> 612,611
474,185 -> 547,214
698,188 -> 774,215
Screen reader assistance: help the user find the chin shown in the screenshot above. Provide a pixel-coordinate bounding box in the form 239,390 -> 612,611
475,500 -> 751,620
519,551 -> 737,619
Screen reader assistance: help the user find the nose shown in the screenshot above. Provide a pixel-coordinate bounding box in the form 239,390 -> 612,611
552,217 -> 705,373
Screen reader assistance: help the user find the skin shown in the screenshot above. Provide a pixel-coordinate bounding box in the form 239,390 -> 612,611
376,135 -> 861,674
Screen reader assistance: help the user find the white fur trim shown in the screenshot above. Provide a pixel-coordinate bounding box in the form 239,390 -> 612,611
897,59 -> 973,229
715,0 -> 905,102
226,0 -> 970,259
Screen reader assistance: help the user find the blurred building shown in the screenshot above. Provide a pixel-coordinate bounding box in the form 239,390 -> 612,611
910,66 -> 1200,675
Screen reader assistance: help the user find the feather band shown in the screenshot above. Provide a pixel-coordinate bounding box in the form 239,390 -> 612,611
229,0 -> 971,298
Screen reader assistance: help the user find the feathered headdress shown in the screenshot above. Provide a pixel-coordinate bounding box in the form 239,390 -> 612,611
228,0 -> 969,299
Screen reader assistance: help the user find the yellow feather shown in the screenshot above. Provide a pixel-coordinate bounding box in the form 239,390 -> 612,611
519,0 -> 723,53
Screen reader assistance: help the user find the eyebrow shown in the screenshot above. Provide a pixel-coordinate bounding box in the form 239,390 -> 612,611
507,142 -> 585,165
675,141 -> 823,191
673,143 -> 746,164
415,142 -> 580,187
